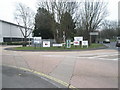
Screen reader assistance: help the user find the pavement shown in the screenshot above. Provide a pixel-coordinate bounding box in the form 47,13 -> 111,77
0,45 -> 119,88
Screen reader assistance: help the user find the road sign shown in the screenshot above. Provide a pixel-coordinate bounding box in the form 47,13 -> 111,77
90,32 -> 99,35
53,44 -> 63,47
66,40 -> 71,48
74,37 -> 83,41
82,41 -> 88,48
74,41 -> 80,46
43,41 -> 50,47
33,37 -> 42,44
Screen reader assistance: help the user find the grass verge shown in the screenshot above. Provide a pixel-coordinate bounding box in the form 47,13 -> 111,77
13,43 -> 105,51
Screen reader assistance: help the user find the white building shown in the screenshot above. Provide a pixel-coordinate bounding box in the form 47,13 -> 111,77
0,20 -> 32,42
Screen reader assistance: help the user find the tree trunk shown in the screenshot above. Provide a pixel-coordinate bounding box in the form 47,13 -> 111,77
22,36 -> 27,47
84,30 -> 91,46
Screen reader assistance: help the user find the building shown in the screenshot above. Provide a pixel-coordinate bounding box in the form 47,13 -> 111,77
0,20 -> 33,43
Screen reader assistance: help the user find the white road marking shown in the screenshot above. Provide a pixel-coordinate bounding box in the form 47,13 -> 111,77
2,49 -> 119,61
41,77 -> 61,88
42,52 -> 119,61
98,58 -> 118,61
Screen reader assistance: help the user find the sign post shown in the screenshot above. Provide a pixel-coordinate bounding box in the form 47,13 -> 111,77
89,32 -> 99,44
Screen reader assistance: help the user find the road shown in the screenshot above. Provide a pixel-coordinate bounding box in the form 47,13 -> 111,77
1,44 -> 119,88
2,65 -> 66,88
103,42 -> 120,51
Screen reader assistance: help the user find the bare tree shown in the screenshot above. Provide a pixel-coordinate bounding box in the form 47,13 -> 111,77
100,20 -> 118,39
79,0 -> 108,45
37,0 -> 79,42
102,20 -> 118,30
14,3 -> 35,46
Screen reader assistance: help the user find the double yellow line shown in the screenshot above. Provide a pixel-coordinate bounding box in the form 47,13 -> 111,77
4,65 -> 76,88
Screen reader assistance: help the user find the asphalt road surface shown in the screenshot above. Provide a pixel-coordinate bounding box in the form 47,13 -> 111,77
1,45 -> 118,88
2,65 -> 66,88
103,42 -> 120,51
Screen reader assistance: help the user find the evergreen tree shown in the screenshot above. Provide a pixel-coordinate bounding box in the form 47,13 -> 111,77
33,8 -> 54,39
60,12 -> 76,40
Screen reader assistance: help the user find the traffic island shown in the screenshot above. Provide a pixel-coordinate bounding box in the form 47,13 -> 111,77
5,43 -> 107,51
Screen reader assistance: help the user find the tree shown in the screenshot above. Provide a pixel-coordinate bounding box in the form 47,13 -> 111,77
33,7 -> 54,39
100,20 -> 118,39
79,1 -> 108,45
14,3 -> 35,46
60,12 -> 76,40
37,0 -> 79,42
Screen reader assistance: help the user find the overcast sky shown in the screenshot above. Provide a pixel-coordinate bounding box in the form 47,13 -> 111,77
0,0 -> 119,24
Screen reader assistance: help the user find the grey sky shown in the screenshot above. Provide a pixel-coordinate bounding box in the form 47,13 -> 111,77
0,0 -> 119,24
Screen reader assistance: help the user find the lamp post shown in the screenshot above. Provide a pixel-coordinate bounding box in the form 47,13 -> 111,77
38,33 -> 41,47
29,34 -> 30,46
63,31 -> 66,48
63,31 -> 65,43
99,30 -> 101,43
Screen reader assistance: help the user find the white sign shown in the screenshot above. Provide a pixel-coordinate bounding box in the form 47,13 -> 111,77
82,41 -> 88,48
53,44 -> 63,47
34,37 -> 42,40
74,41 -> 80,46
90,32 -> 99,35
34,41 -> 40,44
43,41 -> 50,47
74,37 -> 83,41
33,37 -> 42,44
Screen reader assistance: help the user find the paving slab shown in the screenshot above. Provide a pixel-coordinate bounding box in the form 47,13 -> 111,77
49,57 -> 76,83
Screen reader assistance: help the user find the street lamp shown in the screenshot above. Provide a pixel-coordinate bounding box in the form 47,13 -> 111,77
99,30 -> 101,43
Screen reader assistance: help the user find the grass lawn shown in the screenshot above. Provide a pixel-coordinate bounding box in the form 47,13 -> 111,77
13,43 -> 105,51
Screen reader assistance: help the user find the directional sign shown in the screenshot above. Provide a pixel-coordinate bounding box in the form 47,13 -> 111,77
43,41 -> 50,47
82,41 -> 88,48
74,37 -> 83,41
74,41 -> 80,46
53,44 -> 63,47
90,32 -> 99,35
33,37 -> 42,44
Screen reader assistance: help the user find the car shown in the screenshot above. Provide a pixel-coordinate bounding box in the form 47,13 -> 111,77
103,39 -> 110,43
117,37 -> 120,40
116,40 -> 120,47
